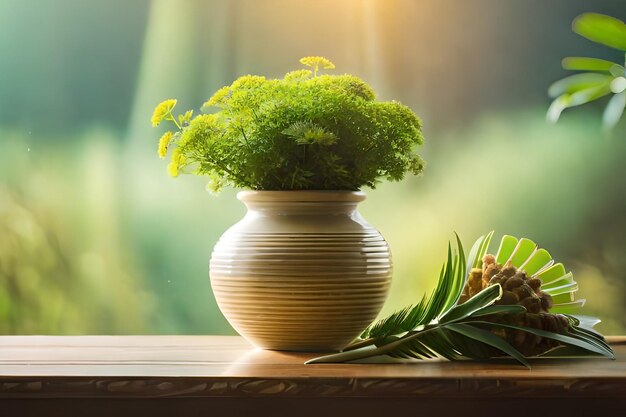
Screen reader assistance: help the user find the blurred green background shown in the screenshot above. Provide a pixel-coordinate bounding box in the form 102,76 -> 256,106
0,0 -> 624,335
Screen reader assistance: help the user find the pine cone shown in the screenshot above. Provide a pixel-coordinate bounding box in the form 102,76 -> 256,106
462,254 -> 570,356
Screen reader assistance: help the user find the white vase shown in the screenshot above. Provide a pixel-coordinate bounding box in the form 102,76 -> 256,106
209,191 -> 392,351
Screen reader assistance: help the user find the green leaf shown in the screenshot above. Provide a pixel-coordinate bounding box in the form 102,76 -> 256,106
536,263 -> 567,284
550,300 -> 586,314
469,304 -> 527,317
417,330 -> 460,360
548,73 -> 612,98
472,230 -> 494,269
542,281 -> 578,296
563,318 -> 613,354
567,326 -> 613,353
508,238 -> 537,268
571,315 -> 601,330
440,284 -> 502,323
363,304 -> 414,339
472,320 -> 614,358
446,323 -> 530,368
519,248 -> 552,275
611,77 -> 626,94
573,13 -> 626,51
305,344 -> 383,364
467,232 -> 486,271
567,316 -> 613,352
603,90 -> 626,130
363,236 -> 466,338
420,246 -> 454,325
495,235 -> 518,265
569,84 -> 612,106
551,292 -> 575,304
541,271 -> 573,288
441,233 -> 467,314
562,57 -> 624,73
539,345 -> 607,357
547,95 -> 571,123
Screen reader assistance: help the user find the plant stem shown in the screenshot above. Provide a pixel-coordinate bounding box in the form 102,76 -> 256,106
342,337 -> 376,351
306,327 -> 438,364
167,112 -> 182,130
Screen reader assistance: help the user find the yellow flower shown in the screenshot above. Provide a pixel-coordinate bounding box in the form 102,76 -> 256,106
167,161 -> 179,177
151,99 -> 177,127
284,69 -> 313,81
230,75 -> 267,91
157,131 -> 173,159
167,148 -> 185,177
202,87 -> 230,109
179,114 -> 217,147
178,110 -> 193,125
299,56 -> 335,76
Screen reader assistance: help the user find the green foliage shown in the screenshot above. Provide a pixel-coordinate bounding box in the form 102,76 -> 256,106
548,13 -> 626,130
0,186 -> 151,334
308,233 -> 613,367
151,57 -> 424,192
361,234 -> 466,340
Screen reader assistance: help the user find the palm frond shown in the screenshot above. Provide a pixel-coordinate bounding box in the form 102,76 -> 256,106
363,235 -> 468,339
445,323 -> 530,368
439,284 -> 502,324
471,320 -> 614,359
308,233 -> 614,367
472,230 -> 494,269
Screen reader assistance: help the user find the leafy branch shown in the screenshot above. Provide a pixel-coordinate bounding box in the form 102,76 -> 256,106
307,233 -> 614,367
548,13 -> 626,130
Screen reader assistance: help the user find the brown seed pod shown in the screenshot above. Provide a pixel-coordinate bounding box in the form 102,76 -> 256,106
512,271 -> 527,281
504,276 -> 525,291
489,274 -> 505,285
519,296 -> 542,314
527,277 -> 542,291
484,263 -> 500,282
482,254 -> 497,270
513,284 -> 534,300
500,290 -> 519,305
513,327 -> 526,347
539,292 -> 553,311
527,313 -> 544,330
542,313 -> 559,333
460,252 -> 574,357
501,262 -> 517,277
557,314 -> 570,330
525,313 -> 544,349
468,268 -> 483,293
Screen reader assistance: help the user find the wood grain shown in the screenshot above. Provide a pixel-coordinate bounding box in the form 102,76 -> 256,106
0,336 -> 624,399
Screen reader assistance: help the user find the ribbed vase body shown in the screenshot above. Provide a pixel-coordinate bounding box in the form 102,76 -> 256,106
209,191 -> 392,351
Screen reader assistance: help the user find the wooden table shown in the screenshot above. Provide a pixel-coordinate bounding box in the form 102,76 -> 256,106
0,336 -> 624,416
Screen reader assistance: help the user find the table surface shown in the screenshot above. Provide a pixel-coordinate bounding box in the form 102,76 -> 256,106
0,335 -> 625,399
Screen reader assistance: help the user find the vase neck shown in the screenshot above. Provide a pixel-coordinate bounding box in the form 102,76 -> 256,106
237,191 -> 366,215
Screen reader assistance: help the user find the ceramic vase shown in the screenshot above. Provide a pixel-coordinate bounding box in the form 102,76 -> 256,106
209,191 -> 392,351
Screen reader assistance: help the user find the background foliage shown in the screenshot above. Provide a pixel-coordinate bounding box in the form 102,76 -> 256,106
0,0 -> 624,335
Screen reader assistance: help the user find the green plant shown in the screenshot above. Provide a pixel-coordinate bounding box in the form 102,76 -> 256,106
151,57 -> 424,192
308,233 -> 613,367
548,13 -> 626,130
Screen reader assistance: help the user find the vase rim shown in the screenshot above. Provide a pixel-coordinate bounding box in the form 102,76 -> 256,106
237,190 -> 366,203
